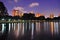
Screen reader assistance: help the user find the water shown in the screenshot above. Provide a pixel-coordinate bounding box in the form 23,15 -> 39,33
0,21 -> 60,40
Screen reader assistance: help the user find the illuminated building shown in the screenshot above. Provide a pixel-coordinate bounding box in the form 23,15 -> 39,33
19,12 -> 23,17
50,14 -> 54,18
35,13 -> 40,17
35,13 -> 44,17
12,10 -> 19,16
12,9 -> 24,17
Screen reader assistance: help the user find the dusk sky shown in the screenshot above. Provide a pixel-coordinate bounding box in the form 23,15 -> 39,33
0,0 -> 60,17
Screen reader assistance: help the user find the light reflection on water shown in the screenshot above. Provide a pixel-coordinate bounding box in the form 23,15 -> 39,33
36,22 -> 40,34
50,22 -> 54,35
2,23 -> 5,33
31,23 -> 34,39
0,21 -> 60,40
54,22 -> 59,34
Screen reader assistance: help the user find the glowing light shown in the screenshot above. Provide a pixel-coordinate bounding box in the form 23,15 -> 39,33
14,23 -> 15,31
12,23 -> 14,29
31,23 -> 34,39
9,23 -> 11,32
19,13 -> 23,17
2,23 -> 5,33
35,13 -> 40,17
36,22 -> 40,33
50,22 -> 54,35
21,23 -> 24,35
2,18 -> 4,20
12,10 -> 19,16
35,13 -> 44,17
14,29 -> 19,38
54,22 -> 59,34
50,14 -> 54,18
14,23 -> 19,38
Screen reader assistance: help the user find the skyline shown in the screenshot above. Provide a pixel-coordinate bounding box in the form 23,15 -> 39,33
0,0 -> 60,17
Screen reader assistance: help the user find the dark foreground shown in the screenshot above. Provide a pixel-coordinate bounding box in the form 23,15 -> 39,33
0,31 -> 60,40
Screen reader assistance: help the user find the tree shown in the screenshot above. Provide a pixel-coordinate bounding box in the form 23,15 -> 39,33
0,2 -> 8,16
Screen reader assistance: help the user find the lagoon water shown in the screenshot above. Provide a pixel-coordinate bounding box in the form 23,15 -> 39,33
0,21 -> 60,40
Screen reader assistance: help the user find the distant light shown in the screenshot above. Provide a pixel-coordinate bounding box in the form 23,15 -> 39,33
2,18 -> 4,20
35,13 -> 41,17
49,14 -> 54,18
8,19 -> 11,21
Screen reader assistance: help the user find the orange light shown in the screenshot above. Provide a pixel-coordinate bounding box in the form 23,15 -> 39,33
50,14 -> 54,18
35,13 -> 44,17
50,22 -> 54,35
19,13 -> 23,17
12,10 -> 19,16
35,13 -> 41,17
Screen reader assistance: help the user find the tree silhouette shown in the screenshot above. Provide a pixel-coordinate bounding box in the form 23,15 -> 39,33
0,2 -> 8,16
22,13 -> 35,20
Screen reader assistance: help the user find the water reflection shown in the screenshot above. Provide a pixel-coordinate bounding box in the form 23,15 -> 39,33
50,22 -> 54,35
0,20 -> 60,40
36,22 -> 40,34
54,22 -> 59,35
31,23 -> 34,39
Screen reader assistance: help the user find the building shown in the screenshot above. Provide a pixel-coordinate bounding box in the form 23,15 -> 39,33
12,9 -> 23,17
49,14 -> 54,18
19,12 -> 23,17
12,10 -> 19,16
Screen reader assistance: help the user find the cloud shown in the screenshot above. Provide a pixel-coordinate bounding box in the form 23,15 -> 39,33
14,0 -> 18,3
13,7 -> 27,13
14,7 -> 24,11
29,2 -> 39,7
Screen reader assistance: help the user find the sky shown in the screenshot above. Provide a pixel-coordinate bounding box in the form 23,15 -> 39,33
0,0 -> 60,17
